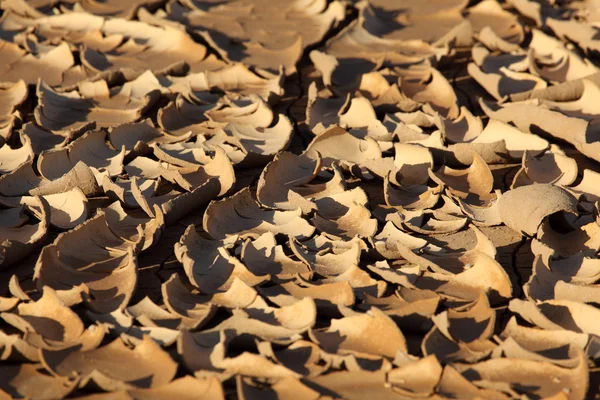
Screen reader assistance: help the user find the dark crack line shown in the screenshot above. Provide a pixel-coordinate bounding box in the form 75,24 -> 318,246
510,235 -> 528,299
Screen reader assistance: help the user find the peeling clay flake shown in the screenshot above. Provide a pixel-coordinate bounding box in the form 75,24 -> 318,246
0,0 -> 600,398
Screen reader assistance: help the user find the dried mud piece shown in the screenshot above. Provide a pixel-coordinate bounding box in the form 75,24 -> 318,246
241,232 -> 311,279
0,363 -> 78,400
384,177 -> 443,211
237,375 -> 321,400
178,330 -> 298,380
311,188 -> 378,239
454,348 -> 588,400
0,132 -> 34,174
221,114 -> 294,167
401,67 -> 459,119
22,123 -> 73,154
471,119 -> 549,159
41,336 -> 177,391
306,370 -> 405,399
480,99 -> 600,163
409,250 -> 513,304
33,211 -> 139,312
512,147 -> 578,188
391,143 -> 433,186
258,277 -> 355,310
108,119 -> 186,158
289,235 -> 361,277
35,76 -> 159,134
169,0 -> 345,73
0,40 -> 74,86
158,146 -> 235,196
304,126 -> 391,178
128,376 -> 224,400
203,188 -> 315,240
0,195 -> 49,268
174,225 -> 266,293
359,288 -> 439,333
430,152 -> 494,199
167,63 -> 284,102
38,129 -> 125,180
0,80 -> 27,117
0,287 -> 103,350
468,62 -> 547,101
74,0 -> 163,19
256,152 -> 321,212
497,184 -> 578,236
74,15 -> 214,74
310,307 -> 407,358
30,161 -> 103,197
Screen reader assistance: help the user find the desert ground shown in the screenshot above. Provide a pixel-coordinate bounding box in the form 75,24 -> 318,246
1,0 -> 600,398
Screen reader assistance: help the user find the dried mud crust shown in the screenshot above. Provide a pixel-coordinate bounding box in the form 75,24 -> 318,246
2,0 -> 600,399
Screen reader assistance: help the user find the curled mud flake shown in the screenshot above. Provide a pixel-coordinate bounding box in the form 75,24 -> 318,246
569,169 -> 600,202
0,287 -> 86,347
472,119 -> 548,159
178,330 -> 298,380
102,177 -> 158,209
401,67 -> 459,119
241,232 -> 311,280
500,316 -> 589,356
22,122 -> 73,154
311,189 -> 378,239
35,78 -> 158,134
0,195 -> 49,268
371,221 -> 428,258
476,25 -> 523,53
0,41 -> 74,86
467,0 -> 524,42
168,63 -> 284,102
388,355 -> 443,397
512,148 -> 578,188
203,188 -> 315,240
436,106 -> 483,144
21,188 -> 88,230
237,375 -> 321,400
128,376 -> 225,400
306,369 -> 405,399
33,211 -> 138,313
160,146 -> 236,196
384,175 -> 442,211
37,129 -> 125,180
160,274 -> 217,328
436,292 -> 496,344
454,347 -> 588,400
258,278 -> 355,309
430,152 -> 494,199
0,80 -> 27,117
30,161 -> 103,197
41,336 -> 178,391
256,151 -> 320,213
497,184 -> 578,236
480,99 -> 600,163
0,132 -> 34,174
222,114 -> 294,167
0,363 -> 78,400
175,224 -> 266,293
304,126 -> 382,170
310,307 -> 407,358
289,235 -> 361,277
406,244 -> 512,304
391,143 -> 433,186
108,119 -> 186,158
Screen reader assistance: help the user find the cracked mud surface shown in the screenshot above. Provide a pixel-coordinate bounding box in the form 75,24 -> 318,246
2,0 -> 600,399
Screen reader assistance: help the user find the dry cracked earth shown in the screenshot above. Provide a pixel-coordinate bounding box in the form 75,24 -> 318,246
2,0 -> 600,399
